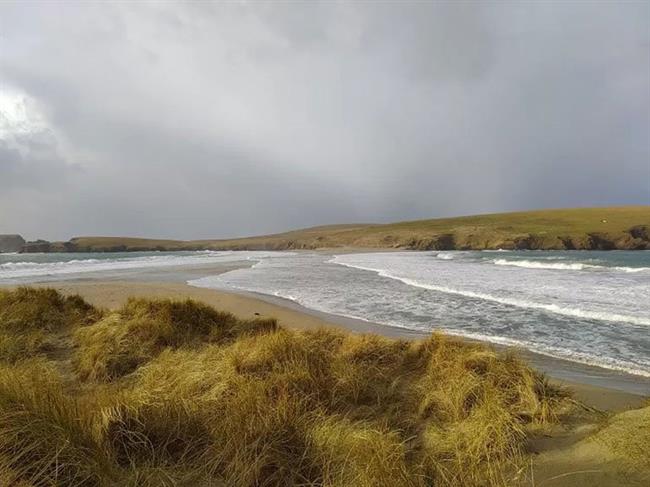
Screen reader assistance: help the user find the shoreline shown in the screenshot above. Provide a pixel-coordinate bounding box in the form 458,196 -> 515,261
6,264 -> 647,411
219,288 -> 650,398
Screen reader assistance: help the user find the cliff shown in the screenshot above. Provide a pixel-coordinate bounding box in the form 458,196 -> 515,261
0,234 -> 25,253
19,206 -> 650,253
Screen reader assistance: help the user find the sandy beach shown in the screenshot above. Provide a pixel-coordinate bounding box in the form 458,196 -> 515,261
3,261 -> 649,486
13,265 -> 647,413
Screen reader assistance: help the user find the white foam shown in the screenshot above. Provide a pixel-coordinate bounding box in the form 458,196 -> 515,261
436,252 -> 454,260
0,251 -> 294,281
437,329 -> 650,378
492,258 -> 649,273
332,260 -> 650,327
613,266 -> 650,273
492,259 -> 597,270
190,271 -> 650,378
187,252 -> 650,378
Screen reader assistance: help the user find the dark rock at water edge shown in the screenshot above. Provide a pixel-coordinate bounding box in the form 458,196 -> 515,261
20,239 -> 53,253
0,234 -> 26,253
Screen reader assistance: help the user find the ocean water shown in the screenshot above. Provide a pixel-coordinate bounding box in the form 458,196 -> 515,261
189,251 -> 650,378
0,251 -> 291,282
2,249 -> 649,379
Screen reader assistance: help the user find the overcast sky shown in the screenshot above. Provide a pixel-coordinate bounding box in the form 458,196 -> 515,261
1,1 -> 649,241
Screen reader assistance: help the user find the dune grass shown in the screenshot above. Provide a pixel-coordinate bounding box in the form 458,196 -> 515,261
0,287 -> 580,486
0,287 -> 100,363
73,297 -> 277,381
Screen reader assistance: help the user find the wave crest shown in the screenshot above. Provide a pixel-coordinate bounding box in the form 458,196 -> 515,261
332,259 -> 650,327
492,259 -> 595,270
492,259 -> 649,273
436,253 -> 454,260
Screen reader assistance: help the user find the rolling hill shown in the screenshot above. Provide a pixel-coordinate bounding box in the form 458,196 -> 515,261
22,206 -> 650,252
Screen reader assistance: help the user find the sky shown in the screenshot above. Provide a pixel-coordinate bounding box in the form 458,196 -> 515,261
1,0 -> 649,241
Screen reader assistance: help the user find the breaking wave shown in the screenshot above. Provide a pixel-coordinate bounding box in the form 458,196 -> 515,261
491,258 -> 649,273
332,260 -> 650,327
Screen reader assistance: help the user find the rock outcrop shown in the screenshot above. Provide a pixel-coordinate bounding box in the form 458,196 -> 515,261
0,234 -> 26,253
21,240 -> 53,253
14,208 -> 650,253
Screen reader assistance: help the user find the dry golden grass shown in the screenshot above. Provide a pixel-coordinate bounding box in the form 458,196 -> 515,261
0,288 -> 581,486
0,360 -> 110,485
73,297 -> 277,382
0,287 -> 100,363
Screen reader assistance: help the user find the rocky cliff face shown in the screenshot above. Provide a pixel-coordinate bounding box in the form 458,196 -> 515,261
0,234 -> 26,253
20,240 -> 59,253
402,226 -> 650,251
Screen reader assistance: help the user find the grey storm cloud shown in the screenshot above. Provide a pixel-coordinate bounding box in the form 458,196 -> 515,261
0,0 -> 648,241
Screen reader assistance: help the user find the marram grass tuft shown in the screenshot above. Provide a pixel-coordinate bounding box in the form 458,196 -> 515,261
0,288 -> 579,486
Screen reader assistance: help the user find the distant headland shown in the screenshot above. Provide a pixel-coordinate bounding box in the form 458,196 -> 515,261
10,206 -> 650,253
0,234 -> 25,253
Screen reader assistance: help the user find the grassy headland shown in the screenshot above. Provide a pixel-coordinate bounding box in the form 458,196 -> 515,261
1,287 -> 648,486
22,206 -> 650,252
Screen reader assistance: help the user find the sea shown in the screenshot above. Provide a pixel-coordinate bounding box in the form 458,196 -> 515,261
1,249 -> 649,384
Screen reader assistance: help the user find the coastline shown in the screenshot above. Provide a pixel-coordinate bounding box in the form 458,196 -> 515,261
7,263 -> 647,412
224,289 -> 650,400
16,206 -> 650,253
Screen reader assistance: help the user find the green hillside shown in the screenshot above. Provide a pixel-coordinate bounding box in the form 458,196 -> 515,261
23,206 -> 650,252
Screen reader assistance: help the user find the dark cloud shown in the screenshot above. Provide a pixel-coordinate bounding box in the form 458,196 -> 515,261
0,0 -> 648,241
